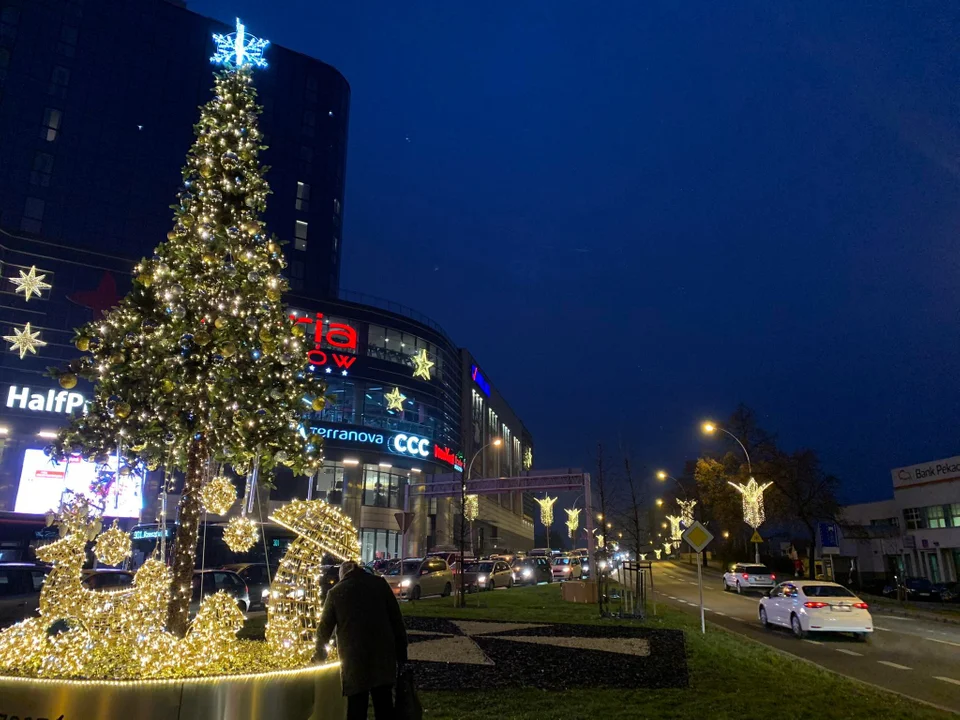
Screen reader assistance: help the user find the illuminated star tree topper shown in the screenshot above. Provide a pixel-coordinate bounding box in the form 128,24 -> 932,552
728,477 -> 774,529
211,18 -> 270,69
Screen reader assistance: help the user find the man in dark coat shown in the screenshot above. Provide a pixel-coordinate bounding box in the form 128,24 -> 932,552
316,561 -> 408,719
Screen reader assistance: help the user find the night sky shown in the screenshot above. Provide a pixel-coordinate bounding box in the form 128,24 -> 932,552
191,1 -> 960,504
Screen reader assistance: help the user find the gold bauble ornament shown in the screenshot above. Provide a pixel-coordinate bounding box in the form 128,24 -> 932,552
138,273 -> 153,287
199,164 -> 214,178
261,340 -> 275,354
266,241 -> 280,254
59,373 -> 78,390
199,475 -> 236,515
311,396 -> 324,411
94,520 -> 132,567
220,341 -> 237,358
266,288 -> 281,302
75,337 -> 90,352
110,352 -> 125,365
291,324 -> 305,338
114,402 -> 132,419
167,231 -> 178,241
243,221 -> 259,235
214,317 -> 227,329
161,378 -> 175,393
181,213 -> 196,227
223,515 -> 259,553
194,330 -> 212,346
258,326 -> 272,342
202,253 -> 216,265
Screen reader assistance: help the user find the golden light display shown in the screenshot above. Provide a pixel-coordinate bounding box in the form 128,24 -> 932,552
9,265 -> 52,302
94,520 -> 132,567
728,477 -> 774,529
536,496 -> 557,527
0,495 -> 361,681
666,514 -> 683,542
384,386 -> 406,412
4,322 -> 47,359
464,494 -> 479,522
678,499 -> 697,528
565,507 -> 581,539
199,474 -> 236,515
222,515 -> 259,552
411,348 -> 434,380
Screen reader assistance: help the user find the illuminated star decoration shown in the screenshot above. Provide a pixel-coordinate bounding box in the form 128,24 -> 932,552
4,322 -> 47,359
523,447 -> 533,470
411,348 -> 434,380
384,387 -> 406,412
654,549 -> 662,560
678,499 -> 697,528
565,507 -> 581,539
536,496 -> 557,528
728,477 -> 774,529
9,265 -> 52,302
666,515 -> 683,542
211,18 -> 270,69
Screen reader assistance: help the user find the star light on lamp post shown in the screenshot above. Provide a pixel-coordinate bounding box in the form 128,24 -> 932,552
211,18 -> 270,69
4,322 -> 47,359
9,265 -> 52,302
411,348 -> 434,380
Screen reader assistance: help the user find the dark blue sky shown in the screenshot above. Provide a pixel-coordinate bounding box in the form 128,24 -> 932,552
192,1 -> 960,503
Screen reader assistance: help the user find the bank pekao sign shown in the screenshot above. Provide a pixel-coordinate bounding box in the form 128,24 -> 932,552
892,455 -> 960,489
6,385 -> 86,414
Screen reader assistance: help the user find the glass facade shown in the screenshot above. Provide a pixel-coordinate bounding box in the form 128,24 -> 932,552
362,464 -> 406,509
360,528 -> 401,563
367,324 -> 439,371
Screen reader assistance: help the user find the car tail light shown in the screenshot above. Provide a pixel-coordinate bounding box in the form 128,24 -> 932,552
804,601 -> 828,609
742,573 -> 749,580
853,602 -> 869,610
770,574 -> 776,580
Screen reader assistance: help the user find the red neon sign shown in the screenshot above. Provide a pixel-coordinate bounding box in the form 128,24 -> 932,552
290,312 -> 358,370
434,445 -> 464,471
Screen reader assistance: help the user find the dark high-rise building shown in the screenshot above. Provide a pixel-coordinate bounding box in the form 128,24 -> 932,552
0,0 -> 349,299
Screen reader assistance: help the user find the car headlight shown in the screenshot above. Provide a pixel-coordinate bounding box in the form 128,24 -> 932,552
400,579 -> 411,588
563,567 -> 571,573
478,575 -> 487,583
261,588 -> 270,598
523,569 -> 533,577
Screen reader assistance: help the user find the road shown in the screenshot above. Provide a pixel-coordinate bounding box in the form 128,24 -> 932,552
649,560 -> 960,713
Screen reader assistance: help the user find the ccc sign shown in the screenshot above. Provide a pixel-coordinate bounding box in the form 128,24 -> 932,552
390,433 -> 431,458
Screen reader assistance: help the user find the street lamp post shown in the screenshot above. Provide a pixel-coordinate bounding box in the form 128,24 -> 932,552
656,470 -> 690,498
458,438 -> 501,608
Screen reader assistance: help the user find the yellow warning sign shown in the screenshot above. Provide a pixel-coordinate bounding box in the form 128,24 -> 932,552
750,530 -> 763,543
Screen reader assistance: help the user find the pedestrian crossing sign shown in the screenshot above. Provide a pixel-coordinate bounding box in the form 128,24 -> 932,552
750,530 -> 763,543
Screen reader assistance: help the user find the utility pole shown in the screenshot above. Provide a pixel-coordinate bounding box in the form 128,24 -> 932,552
596,443 -> 609,617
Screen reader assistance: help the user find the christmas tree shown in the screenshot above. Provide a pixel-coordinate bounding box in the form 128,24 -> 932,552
52,22 -> 324,636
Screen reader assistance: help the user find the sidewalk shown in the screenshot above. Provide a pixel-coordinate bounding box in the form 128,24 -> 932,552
660,560 -> 960,625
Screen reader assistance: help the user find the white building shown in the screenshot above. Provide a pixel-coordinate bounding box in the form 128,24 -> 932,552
838,455 -> 960,584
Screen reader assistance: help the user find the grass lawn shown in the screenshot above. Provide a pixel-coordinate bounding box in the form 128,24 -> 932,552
400,585 -> 953,720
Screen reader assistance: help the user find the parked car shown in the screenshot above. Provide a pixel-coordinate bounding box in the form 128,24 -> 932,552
190,569 -> 250,614
551,556 -> 584,581
0,563 -> 47,627
383,557 -> 453,600
882,577 -> 942,602
932,583 -> 958,603
511,557 -> 552,585
461,560 -> 513,591
222,563 -> 274,610
427,551 -> 476,567
759,581 -> 872,640
723,563 -> 777,594
81,569 -> 134,591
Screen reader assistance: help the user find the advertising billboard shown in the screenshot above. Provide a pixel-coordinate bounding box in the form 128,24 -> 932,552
14,449 -> 144,518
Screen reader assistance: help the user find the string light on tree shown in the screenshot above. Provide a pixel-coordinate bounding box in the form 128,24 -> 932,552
48,20 -> 325,637
411,348 -> 434,380
4,322 -> 47,359
565,507 -> 581,539
728,477 -> 773,529
384,387 -> 406,412
9,265 -> 52,302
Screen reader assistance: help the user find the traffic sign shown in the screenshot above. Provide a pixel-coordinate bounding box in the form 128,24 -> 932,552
681,521 -> 714,553
395,511 -> 415,534
750,529 -> 763,544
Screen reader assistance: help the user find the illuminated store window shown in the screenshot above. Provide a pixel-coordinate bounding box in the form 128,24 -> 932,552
315,462 -> 345,504
925,505 -> 947,529
362,464 -> 405,509
294,220 -> 308,250
360,529 -> 400,563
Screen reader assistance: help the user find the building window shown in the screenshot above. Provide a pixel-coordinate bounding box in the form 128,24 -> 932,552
21,197 -> 45,234
903,507 -> 924,530
302,110 -> 315,137
296,181 -> 310,212
49,66 -> 70,97
925,505 -> 947,529
41,108 -> 62,141
0,7 -> 18,43
305,75 -> 318,104
294,221 -> 308,251
362,465 -> 404,509
950,503 -> 960,528
360,529 -> 401,563
57,25 -> 78,57
314,462 -> 345,504
30,152 -> 54,187
289,259 -> 304,291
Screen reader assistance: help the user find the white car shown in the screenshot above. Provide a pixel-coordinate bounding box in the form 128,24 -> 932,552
551,556 -> 583,581
758,580 -> 873,640
723,563 -> 777,594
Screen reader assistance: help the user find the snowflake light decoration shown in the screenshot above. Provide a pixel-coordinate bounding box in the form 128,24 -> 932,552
211,18 -> 270,69
4,322 -> 47,359
9,265 -> 52,302
728,477 -> 774,529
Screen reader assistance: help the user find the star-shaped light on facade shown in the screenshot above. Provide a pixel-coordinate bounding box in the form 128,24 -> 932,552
384,387 -> 406,412
9,265 -> 51,302
4,322 -> 47,359
411,348 -> 434,380
211,18 -> 270,69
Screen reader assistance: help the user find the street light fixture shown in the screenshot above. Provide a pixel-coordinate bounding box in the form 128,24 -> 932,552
722,531 -> 730,539
701,421 -> 753,474
458,437 -> 501,607
656,469 -> 690,497
655,498 -> 663,507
